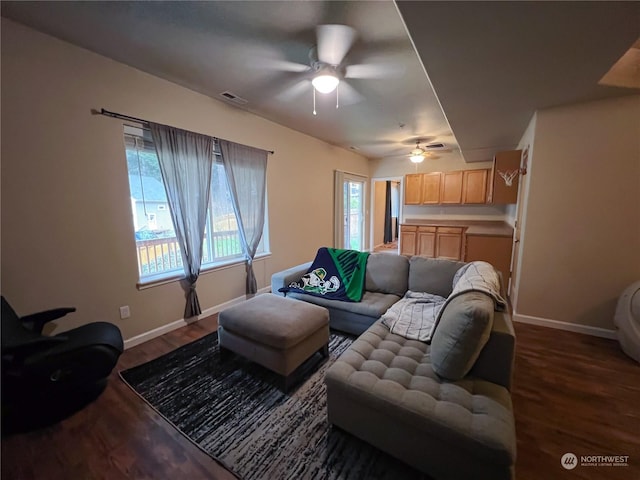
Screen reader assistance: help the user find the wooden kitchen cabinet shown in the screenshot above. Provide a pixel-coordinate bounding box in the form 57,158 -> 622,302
421,173 -> 441,204
399,225 -> 417,255
404,174 -> 423,205
404,169 -> 490,205
464,234 -> 513,286
490,150 -> 521,204
416,226 -> 436,256
435,227 -> 464,260
462,169 -> 489,204
440,171 -> 463,204
401,222 -> 513,277
400,224 -> 462,259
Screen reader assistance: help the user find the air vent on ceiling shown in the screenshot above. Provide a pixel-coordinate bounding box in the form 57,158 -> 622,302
425,143 -> 446,150
219,91 -> 248,105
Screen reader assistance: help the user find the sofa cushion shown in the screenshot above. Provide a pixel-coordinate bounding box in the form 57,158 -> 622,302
325,320 -> 516,467
365,253 -> 409,296
431,292 -> 494,380
408,257 -> 466,297
286,291 -> 400,319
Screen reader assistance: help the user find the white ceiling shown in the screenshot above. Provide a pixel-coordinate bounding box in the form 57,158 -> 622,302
2,1 -> 639,163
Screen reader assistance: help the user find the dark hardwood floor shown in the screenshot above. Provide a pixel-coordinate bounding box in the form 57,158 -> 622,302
511,323 -> 639,480
2,316 -> 638,479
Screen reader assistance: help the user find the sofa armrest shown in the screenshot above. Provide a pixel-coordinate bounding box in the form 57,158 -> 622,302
469,310 -> 516,391
271,262 -> 312,296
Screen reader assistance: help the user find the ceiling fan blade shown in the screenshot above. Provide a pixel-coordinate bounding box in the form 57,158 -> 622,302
275,78 -> 311,102
246,44 -> 311,73
401,136 -> 436,146
316,24 -> 357,65
255,58 -> 310,73
344,62 -> 405,79
337,81 -> 364,106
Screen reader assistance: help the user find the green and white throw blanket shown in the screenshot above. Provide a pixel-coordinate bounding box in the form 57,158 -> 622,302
382,261 -> 507,342
279,247 -> 370,302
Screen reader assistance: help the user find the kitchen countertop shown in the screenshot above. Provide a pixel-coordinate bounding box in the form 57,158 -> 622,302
402,219 -> 513,237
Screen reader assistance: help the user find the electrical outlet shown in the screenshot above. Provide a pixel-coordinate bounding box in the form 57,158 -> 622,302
119,305 -> 130,319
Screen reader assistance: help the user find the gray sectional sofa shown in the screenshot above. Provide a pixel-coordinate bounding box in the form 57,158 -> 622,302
271,253 -> 517,479
272,253 -> 416,335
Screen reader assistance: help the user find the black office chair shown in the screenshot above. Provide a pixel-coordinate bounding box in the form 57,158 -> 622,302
1,296 -> 123,431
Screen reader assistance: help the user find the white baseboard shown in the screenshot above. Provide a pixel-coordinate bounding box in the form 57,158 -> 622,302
513,313 -> 617,340
123,286 -> 271,350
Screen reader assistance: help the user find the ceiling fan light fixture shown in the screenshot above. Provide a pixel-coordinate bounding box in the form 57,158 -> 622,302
312,73 -> 340,93
409,142 -> 425,162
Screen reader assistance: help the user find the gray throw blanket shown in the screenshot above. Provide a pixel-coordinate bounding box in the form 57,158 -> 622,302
382,261 -> 506,343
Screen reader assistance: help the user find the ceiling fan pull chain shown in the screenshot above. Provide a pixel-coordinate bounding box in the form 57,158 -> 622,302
313,88 -> 317,116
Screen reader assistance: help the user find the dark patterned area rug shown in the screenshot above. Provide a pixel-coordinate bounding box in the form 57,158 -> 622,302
120,331 -> 423,480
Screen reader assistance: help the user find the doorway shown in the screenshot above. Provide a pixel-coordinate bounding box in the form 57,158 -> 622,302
371,177 -> 402,254
334,171 -> 368,251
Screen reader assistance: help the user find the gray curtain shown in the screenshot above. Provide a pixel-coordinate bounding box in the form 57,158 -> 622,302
219,139 -> 268,295
383,181 -> 393,243
150,123 -> 214,318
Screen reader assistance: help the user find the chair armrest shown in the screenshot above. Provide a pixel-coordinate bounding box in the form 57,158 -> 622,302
21,307 -> 76,334
271,262 -> 312,296
2,335 -> 68,358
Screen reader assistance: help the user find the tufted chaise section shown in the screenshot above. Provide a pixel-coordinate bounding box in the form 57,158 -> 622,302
325,320 -> 516,480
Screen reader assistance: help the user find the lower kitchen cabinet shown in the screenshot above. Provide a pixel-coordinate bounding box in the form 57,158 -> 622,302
399,225 -> 417,256
400,225 -> 463,260
464,234 -> 513,285
435,227 -> 464,260
400,223 -> 513,287
417,226 -> 436,256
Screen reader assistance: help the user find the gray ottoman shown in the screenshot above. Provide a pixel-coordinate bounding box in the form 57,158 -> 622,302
218,294 -> 330,391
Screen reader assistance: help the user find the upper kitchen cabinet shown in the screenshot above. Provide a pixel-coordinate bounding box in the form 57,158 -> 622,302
440,171 -> 464,204
462,169 -> 489,204
421,172 -> 441,204
490,150 -> 522,204
404,169 -> 490,205
404,174 -> 423,205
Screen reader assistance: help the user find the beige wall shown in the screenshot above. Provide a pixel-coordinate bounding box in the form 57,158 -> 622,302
0,19 -> 369,341
402,204 -> 508,222
514,95 -> 640,330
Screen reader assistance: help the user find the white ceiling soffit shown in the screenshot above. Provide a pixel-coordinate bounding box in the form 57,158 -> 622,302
0,1 -> 460,162
396,1 -> 640,162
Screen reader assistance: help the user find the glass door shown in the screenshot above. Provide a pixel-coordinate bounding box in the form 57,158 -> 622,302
344,179 -> 365,250
335,171 -> 367,251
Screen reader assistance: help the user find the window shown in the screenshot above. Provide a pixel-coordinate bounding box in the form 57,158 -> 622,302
123,125 -> 269,283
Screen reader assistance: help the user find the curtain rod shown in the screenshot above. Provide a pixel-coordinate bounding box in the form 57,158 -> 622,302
95,108 -> 275,155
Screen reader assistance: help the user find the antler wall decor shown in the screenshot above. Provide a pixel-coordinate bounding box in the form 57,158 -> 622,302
498,169 -> 519,187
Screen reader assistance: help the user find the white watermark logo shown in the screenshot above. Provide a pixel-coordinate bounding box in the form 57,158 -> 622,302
561,453 -> 578,470
562,452 -> 630,469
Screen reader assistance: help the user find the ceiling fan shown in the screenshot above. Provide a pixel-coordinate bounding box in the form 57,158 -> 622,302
409,140 -> 448,163
270,24 -> 404,114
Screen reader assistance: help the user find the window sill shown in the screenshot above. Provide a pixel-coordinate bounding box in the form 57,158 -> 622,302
136,252 -> 272,290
